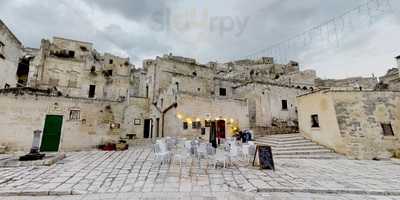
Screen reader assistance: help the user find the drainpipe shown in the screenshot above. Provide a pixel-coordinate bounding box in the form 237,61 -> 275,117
161,102 -> 178,138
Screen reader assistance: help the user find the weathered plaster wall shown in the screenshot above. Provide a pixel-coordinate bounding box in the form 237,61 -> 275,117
297,92 -> 347,154
163,94 -> 249,139
122,97 -> 149,139
0,20 -> 23,88
332,91 -> 400,159
0,94 -> 123,151
298,90 -> 400,159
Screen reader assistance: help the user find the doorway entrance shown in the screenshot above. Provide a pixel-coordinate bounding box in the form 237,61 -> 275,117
40,115 -> 63,152
216,120 -> 226,144
143,119 -> 151,138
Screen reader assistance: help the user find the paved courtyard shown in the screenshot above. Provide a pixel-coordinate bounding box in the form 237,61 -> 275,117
0,145 -> 400,199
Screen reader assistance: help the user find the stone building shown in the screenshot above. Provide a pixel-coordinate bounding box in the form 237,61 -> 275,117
379,56 -> 400,90
0,19 -> 24,88
142,54 -> 314,143
315,76 -> 379,90
297,89 -> 400,159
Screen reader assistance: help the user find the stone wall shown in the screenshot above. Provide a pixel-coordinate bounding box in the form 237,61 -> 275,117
316,77 -> 378,89
0,92 -> 124,151
0,20 -> 23,88
298,90 -> 400,159
333,91 -> 400,159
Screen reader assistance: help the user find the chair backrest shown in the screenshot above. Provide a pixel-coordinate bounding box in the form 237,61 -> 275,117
216,149 -> 225,159
153,144 -> 161,153
184,141 -> 191,149
230,145 -> 239,156
158,142 -> 168,152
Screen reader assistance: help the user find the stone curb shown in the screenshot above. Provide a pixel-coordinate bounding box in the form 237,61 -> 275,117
257,188 -> 400,196
0,188 -> 400,197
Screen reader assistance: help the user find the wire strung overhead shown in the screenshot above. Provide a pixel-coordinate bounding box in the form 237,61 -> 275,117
243,0 -> 393,64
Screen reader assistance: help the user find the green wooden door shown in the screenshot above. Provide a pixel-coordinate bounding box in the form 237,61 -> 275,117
40,115 -> 63,152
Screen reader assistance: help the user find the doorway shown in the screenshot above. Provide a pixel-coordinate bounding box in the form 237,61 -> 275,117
40,115 -> 63,152
216,120 -> 226,144
210,121 -> 217,148
156,118 -> 160,138
143,119 -> 151,138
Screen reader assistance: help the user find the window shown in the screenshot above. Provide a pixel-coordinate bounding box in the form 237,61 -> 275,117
311,114 -> 320,128
192,121 -> 201,129
88,85 -> 96,98
107,70 -> 113,76
68,51 -> 75,58
109,59 -> 113,64
281,100 -> 288,110
219,88 -> 227,96
0,41 -> 4,58
183,122 -> 188,130
69,110 -> 80,120
80,46 -> 88,51
160,98 -> 164,109
381,123 -> 394,136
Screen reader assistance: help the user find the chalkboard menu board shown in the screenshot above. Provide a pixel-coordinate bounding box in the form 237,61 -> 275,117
253,145 -> 275,170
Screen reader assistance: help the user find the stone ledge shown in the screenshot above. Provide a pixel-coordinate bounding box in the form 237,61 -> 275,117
0,153 -> 66,167
257,187 -> 400,196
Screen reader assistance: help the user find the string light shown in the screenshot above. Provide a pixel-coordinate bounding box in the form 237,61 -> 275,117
242,0 -> 392,63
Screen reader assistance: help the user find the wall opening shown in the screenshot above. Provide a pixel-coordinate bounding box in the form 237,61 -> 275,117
381,123 -> 394,136
88,85 -> 96,98
311,114 -> 320,128
281,100 -> 288,110
16,56 -> 32,87
219,88 -> 227,96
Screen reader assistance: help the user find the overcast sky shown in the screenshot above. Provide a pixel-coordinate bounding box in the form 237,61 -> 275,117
1,0 -> 399,78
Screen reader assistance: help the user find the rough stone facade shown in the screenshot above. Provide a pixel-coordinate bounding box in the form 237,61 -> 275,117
0,20 -> 23,88
0,19 -> 398,154
298,90 -> 400,159
315,76 -> 378,90
143,54 -> 312,139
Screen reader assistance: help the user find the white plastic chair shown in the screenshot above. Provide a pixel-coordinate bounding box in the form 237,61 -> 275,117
213,149 -> 228,168
153,143 -> 171,165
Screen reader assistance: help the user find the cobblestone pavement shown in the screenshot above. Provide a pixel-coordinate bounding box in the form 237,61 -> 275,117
0,192 -> 399,200
0,146 -> 400,198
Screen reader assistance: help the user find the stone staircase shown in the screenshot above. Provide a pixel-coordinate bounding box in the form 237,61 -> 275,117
254,133 -> 345,159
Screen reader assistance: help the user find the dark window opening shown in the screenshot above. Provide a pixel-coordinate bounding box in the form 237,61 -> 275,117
0,41 -> 4,59
88,85 -> 96,98
302,86 -> 308,90
109,59 -> 113,64
175,82 -> 179,91
311,114 -> 320,128
281,100 -> 288,110
381,123 -> 394,136
69,110 -> 80,120
197,88 -> 201,92
68,51 -> 75,58
145,85 -> 149,98
160,98 -> 164,109
107,70 -> 113,76
219,88 -> 227,96
80,46 -> 88,51
183,122 -> 188,130
192,121 -> 201,129
192,71 -> 197,76
90,66 -> 97,75
16,57 -> 32,87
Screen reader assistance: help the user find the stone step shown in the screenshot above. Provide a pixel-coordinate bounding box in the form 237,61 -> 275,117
255,141 -> 321,148
255,139 -> 315,145
259,134 -> 302,138
272,146 -> 328,152
274,154 -> 344,159
272,149 -> 333,156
